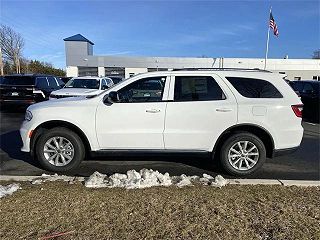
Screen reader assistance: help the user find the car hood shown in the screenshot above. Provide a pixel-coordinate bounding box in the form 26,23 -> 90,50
51,88 -> 101,96
27,96 -> 94,112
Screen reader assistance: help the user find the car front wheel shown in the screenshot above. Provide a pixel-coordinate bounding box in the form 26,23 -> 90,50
220,132 -> 266,176
36,127 -> 85,172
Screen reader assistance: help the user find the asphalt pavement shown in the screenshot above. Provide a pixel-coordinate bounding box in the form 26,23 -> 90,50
0,107 -> 319,180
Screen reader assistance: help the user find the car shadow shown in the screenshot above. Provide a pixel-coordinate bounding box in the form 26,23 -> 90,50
0,130 -> 225,177
0,130 -> 39,167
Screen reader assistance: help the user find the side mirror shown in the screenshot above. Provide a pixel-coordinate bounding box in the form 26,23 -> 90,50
107,91 -> 119,103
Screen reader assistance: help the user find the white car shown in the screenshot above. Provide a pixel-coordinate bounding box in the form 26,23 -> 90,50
20,69 -> 304,176
49,76 -> 114,99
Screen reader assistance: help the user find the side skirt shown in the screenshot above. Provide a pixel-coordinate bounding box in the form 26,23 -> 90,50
90,149 -> 211,158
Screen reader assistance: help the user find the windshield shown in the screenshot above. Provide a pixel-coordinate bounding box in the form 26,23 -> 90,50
1,76 -> 35,85
64,78 -> 100,89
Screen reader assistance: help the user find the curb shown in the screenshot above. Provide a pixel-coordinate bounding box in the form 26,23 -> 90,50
0,175 -> 319,187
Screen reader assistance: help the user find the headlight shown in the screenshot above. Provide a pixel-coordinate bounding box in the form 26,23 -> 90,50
25,110 -> 33,121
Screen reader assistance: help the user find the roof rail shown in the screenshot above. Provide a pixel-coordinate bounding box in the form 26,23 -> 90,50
171,68 -> 272,73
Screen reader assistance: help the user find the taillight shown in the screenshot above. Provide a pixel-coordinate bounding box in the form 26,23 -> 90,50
291,104 -> 303,118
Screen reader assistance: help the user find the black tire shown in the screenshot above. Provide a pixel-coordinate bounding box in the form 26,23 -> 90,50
219,132 -> 266,176
36,127 -> 85,172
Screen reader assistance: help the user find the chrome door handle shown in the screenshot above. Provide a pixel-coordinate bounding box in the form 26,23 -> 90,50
216,108 -> 232,112
146,109 -> 161,113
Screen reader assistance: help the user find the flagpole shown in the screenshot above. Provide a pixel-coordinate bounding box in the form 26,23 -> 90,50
264,7 -> 272,70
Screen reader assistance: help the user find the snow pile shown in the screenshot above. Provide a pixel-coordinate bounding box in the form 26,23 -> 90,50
84,172 -> 108,188
84,169 -> 228,189
0,184 -> 20,198
31,173 -> 81,185
85,169 -> 173,189
200,174 -> 228,188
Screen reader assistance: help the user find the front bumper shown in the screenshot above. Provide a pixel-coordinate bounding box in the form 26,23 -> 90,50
20,121 -> 32,152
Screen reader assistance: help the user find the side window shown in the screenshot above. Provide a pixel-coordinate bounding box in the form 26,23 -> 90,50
36,77 -> 49,89
302,83 -> 314,93
174,76 -> 226,101
290,81 -> 303,92
105,78 -> 112,85
101,79 -> 106,87
118,76 -> 166,103
56,78 -> 65,86
226,77 -> 283,98
47,77 -> 58,88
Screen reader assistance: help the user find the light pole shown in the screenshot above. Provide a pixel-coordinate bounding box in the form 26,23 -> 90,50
0,47 -> 3,75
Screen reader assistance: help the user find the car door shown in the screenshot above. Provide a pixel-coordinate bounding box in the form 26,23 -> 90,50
95,75 -> 170,149
164,74 -> 237,151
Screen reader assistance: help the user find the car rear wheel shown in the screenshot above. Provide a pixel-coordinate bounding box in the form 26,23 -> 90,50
219,132 -> 266,176
36,127 -> 85,172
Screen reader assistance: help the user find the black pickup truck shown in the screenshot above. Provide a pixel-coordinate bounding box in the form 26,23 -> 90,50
0,74 -> 64,106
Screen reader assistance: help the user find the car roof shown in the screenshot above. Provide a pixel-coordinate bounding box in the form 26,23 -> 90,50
291,80 -> 320,84
130,69 -> 281,80
72,76 -> 102,80
4,74 -> 56,77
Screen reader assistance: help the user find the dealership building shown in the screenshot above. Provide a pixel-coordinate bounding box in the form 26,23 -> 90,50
64,34 -> 320,80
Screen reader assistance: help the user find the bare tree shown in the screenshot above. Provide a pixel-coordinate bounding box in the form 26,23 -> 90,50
0,25 -> 25,73
312,49 -> 320,59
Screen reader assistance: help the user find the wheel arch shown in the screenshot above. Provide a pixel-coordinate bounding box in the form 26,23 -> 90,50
30,120 -> 91,157
212,124 -> 275,159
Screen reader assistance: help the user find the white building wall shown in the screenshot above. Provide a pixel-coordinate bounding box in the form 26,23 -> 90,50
125,68 -> 148,78
98,67 -> 105,77
66,66 -> 78,77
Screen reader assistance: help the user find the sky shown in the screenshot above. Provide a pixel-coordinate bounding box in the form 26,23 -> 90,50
1,0 -> 319,69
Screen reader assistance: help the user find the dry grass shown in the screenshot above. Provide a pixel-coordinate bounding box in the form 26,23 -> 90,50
0,182 -> 319,240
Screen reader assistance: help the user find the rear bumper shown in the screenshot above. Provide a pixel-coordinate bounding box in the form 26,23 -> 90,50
0,99 -> 36,105
272,146 -> 299,157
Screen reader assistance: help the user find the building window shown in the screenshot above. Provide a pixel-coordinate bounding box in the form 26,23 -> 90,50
312,76 -> 320,81
294,77 -> 301,81
148,68 -> 168,72
105,67 -> 125,78
78,67 -> 98,77
129,73 -> 135,77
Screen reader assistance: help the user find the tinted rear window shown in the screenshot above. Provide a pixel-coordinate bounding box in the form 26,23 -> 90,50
226,77 -> 282,98
2,76 -> 35,85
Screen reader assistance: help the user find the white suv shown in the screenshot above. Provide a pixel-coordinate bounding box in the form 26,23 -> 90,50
49,76 -> 114,99
20,69 -> 303,176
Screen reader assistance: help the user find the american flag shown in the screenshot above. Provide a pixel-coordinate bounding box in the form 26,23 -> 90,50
269,12 -> 279,36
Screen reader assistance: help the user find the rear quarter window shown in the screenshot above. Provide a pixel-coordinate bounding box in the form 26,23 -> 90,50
226,77 -> 283,98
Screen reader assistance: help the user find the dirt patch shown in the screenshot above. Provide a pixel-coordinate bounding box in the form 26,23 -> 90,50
0,182 -> 319,239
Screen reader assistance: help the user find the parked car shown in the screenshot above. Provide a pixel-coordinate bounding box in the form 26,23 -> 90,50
105,76 -> 123,84
0,74 -> 63,105
20,69 -> 303,176
49,76 -> 114,99
289,80 -> 320,123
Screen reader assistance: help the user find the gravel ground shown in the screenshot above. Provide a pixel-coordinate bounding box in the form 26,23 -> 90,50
0,182 -> 319,240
